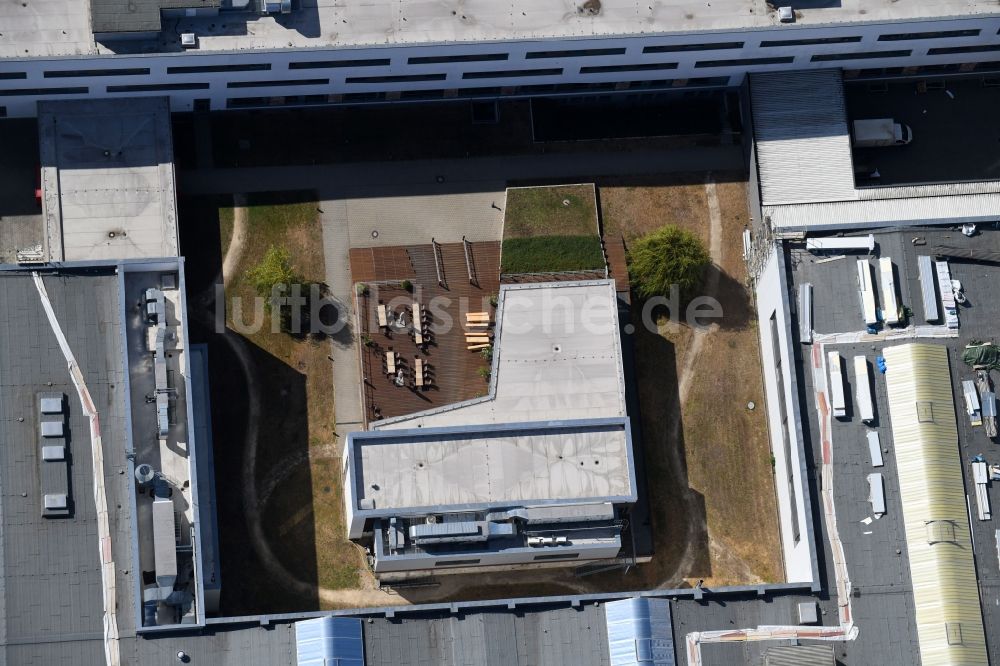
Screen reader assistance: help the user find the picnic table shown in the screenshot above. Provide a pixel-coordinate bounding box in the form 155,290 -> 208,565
377,304 -> 388,328
414,358 -> 425,388
385,351 -> 396,375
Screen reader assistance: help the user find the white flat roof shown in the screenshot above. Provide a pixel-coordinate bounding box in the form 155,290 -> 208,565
1,0 -> 997,57
376,280 -> 626,430
38,97 -> 179,261
353,420 -> 633,512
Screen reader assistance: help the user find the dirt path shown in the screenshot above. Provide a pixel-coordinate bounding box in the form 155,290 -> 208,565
660,174 -> 748,587
222,194 -> 248,284
677,176 -> 723,404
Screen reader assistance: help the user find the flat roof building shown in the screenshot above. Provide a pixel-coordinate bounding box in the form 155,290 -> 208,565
749,69 -> 1000,234
38,97 -> 179,261
0,258 -> 220,664
346,280 -> 638,579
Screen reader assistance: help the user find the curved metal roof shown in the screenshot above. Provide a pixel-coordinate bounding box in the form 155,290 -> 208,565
882,343 -> 988,666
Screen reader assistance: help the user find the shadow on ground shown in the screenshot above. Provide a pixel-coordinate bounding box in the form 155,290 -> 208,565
180,196 -> 321,613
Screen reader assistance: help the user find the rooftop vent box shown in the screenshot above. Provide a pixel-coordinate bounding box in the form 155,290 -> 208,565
42,445 -> 65,461
39,394 -> 64,414
798,601 -> 819,624
40,419 -> 64,438
180,33 -> 198,48
44,493 -> 68,510
778,6 -> 794,22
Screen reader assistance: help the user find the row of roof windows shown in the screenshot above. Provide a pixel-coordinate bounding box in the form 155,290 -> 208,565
12,27 -> 997,81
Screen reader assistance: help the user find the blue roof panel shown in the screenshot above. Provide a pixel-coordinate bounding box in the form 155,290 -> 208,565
604,598 -> 675,666
295,616 -> 364,666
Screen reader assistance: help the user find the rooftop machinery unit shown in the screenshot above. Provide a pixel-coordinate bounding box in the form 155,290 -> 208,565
854,355 -> 876,424
857,260 -> 878,326
917,255 -> 939,323
828,351 -> 847,419
879,257 -> 900,326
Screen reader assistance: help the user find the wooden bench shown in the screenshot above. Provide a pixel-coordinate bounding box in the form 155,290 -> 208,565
414,358 -> 425,388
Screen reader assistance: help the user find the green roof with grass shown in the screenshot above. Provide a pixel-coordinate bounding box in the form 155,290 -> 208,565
501,184 -> 604,274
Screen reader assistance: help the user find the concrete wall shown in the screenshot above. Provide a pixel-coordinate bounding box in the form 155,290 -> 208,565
3,16 -> 1000,116
754,245 -> 815,584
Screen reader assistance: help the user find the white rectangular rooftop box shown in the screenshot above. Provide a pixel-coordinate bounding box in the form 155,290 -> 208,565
799,283 -> 813,344
828,351 -> 847,419
964,380 -> 982,426
867,473 -> 886,517
879,257 -> 899,326
857,260 -> 878,326
43,493 -> 68,509
152,497 -> 178,588
935,261 -> 960,329
41,445 -> 65,461
867,431 -> 883,467
917,255 -> 939,323
40,420 -> 64,438
39,394 -> 63,414
973,461 -> 991,521
806,235 -> 875,253
853,355 -> 875,424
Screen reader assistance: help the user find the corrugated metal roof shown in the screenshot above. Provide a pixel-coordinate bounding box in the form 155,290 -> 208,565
858,178 -> 1000,201
763,644 -> 835,665
604,598 -> 674,666
881,343 -> 988,666
362,605 -> 612,666
764,191 -> 1000,232
295,617 -> 364,666
750,70 -> 858,207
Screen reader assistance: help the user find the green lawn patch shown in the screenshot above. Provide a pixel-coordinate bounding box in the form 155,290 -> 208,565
500,235 -> 605,274
503,184 -> 598,239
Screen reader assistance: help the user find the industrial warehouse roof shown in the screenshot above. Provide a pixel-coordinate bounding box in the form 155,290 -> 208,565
38,97 -> 179,262
351,418 -> 634,513
376,280 -> 626,430
881,343 -> 988,666
363,603 -> 613,666
750,69 -> 856,207
750,71 -> 1000,233
0,269 -> 135,665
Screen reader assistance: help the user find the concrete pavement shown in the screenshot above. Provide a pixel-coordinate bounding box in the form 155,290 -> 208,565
178,144 -> 744,440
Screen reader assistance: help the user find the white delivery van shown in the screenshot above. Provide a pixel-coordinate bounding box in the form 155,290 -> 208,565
852,118 -> 913,147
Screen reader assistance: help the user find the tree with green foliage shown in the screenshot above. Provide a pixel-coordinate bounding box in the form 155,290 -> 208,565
246,245 -> 300,299
628,225 -> 710,301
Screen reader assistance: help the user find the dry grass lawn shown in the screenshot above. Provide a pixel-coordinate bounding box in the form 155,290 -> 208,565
598,174 -> 784,586
220,194 -> 368,596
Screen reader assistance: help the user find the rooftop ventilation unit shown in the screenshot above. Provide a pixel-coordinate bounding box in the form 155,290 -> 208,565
778,6 -> 794,22
180,33 -> 197,48
259,0 -> 291,14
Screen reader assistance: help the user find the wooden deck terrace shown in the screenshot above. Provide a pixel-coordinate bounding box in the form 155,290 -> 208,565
350,241 -> 501,424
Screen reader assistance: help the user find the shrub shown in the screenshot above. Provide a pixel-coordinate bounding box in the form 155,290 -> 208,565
246,245 -> 300,300
628,226 -> 710,301
401,279 -> 414,292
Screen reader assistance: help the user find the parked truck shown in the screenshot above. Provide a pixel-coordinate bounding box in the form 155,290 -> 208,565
852,118 -> 913,147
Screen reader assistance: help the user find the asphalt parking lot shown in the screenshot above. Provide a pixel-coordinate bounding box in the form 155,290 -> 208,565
847,76 -> 1000,186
